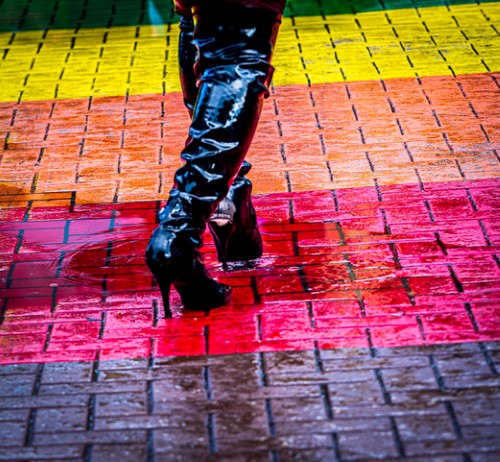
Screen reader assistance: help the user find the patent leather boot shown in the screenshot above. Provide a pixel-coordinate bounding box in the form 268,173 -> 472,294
176,12 -> 271,265
146,195 -> 231,317
208,161 -> 262,265
146,1 -> 281,313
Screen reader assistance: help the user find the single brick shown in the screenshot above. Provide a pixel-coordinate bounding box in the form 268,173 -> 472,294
90,444 -> 148,462
337,430 -> 399,459
452,399 -> 500,426
153,427 -> 209,452
42,362 -> 93,384
95,391 -> 148,418
0,375 -> 36,397
382,366 -> 439,391
33,429 -> 147,446
0,420 -> 28,447
395,414 -> 456,441
35,406 -> 88,433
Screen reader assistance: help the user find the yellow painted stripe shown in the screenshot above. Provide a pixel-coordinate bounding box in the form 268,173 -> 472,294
274,3 -> 500,85
0,3 -> 499,102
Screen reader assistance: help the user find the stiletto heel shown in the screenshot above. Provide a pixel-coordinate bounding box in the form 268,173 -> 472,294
209,162 -> 263,263
149,268 -> 174,318
146,224 -> 232,314
209,221 -> 236,267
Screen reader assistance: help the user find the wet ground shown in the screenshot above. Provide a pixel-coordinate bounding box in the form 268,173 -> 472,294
1,0 -> 500,460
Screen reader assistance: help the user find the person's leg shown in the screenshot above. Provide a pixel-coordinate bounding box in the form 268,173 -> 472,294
146,0 -> 282,314
176,10 -> 265,265
208,160 -> 262,265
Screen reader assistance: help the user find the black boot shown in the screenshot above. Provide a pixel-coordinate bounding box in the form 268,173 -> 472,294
176,11 -> 267,265
146,194 -> 232,316
146,2 -> 281,314
208,161 -> 262,265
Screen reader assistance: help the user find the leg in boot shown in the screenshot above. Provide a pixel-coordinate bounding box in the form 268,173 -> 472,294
146,1 -> 282,313
176,11 -> 265,264
209,161 -> 262,264
146,196 -> 232,316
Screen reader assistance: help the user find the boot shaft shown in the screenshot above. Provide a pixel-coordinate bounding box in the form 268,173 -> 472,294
177,1 -> 282,120
157,1 -> 283,238
178,3 -> 281,193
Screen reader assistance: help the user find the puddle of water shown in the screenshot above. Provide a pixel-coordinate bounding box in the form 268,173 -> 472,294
3,208 -> 407,312
3,218 -> 154,305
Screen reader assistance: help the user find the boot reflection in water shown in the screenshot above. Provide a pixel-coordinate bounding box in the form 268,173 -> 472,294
145,0 -> 285,316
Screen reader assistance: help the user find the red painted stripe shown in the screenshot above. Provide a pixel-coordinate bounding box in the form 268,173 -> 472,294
1,178 -> 499,365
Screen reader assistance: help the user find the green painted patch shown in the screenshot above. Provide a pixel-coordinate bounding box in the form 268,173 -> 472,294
0,0 -> 176,33
285,0 -> 496,17
0,0 -> 497,32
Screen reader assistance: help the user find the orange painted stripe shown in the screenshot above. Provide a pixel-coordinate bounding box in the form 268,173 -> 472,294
1,73 -> 499,206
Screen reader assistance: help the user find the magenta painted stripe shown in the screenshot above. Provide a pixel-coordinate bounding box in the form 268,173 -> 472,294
1,178 -> 499,365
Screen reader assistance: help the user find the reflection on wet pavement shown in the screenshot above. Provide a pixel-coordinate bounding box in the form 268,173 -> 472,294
1,0 -> 500,459
2,180 -> 499,364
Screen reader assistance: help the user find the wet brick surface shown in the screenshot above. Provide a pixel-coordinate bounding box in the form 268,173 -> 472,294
1,179 -> 500,364
2,74 -> 500,204
1,0 -> 500,460
0,343 -> 499,461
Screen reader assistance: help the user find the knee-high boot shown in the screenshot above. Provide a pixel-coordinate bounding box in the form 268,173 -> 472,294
176,10 -> 266,265
146,2 -> 282,314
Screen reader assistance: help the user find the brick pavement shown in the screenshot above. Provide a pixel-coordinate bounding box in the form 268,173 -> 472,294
2,73 -> 500,205
1,0 -> 500,460
1,178 -> 500,364
0,343 -> 499,461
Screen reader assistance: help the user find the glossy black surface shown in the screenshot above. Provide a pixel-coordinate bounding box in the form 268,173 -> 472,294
209,161 -> 263,264
146,2 -> 281,311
